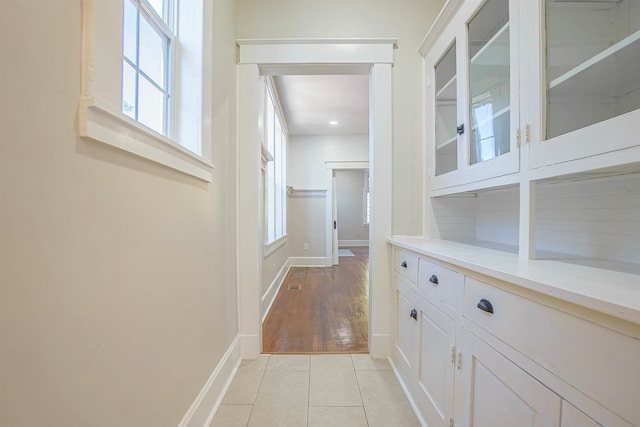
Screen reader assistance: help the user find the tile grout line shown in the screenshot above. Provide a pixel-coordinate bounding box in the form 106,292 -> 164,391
352,355 -> 371,427
245,355 -> 269,427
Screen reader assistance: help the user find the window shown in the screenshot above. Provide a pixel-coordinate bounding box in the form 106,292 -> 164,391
264,81 -> 288,245
79,0 -> 213,181
363,171 -> 370,225
122,0 -> 174,136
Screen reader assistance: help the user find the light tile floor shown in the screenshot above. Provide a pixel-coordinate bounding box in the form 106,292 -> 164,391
211,354 -> 421,427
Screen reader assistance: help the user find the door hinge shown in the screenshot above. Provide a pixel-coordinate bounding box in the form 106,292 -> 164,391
457,351 -> 463,370
451,346 -> 456,364
516,127 -> 522,147
525,123 -> 531,143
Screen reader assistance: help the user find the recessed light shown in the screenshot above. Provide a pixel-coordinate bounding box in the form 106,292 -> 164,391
329,120 -> 338,125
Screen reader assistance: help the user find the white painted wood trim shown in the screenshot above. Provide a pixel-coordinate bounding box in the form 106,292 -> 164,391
263,235 -> 287,257
78,98 -> 214,182
261,260 -> 291,323
286,188 -> 327,198
419,0 -> 464,56
339,240 -> 369,247
289,257 -> 332,267
237,39 -> 396,65
325,161 -> 370,170
177,336 -> 241,427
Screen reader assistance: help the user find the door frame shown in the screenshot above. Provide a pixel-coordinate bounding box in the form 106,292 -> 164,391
236,39 -> 395,359
326,161 -> 370,265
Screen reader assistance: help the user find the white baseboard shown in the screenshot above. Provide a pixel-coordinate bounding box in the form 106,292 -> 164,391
338,240 -> 369,247
239,334 -> 261,359
178,336 -> 241,427
369,333 -> 392,359
388,357 -> 428,427
262,259 -> 291,323
289,257 -> 332,267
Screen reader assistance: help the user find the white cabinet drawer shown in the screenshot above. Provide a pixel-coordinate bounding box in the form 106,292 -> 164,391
417,257 -> 463,316
394,249 -> 419,284
464,277 -> 640,427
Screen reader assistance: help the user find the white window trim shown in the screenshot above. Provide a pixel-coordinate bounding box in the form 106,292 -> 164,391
78,0 -> 213,182
264,234 -> 288,258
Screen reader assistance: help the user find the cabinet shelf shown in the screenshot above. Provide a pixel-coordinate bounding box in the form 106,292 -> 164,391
470,22 -> 509,65
549,30 -> 640,98
436,75 -> 457,99
437,135 -> 457,150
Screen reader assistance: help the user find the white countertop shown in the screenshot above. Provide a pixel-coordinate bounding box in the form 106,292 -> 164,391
388,237 -> 640,326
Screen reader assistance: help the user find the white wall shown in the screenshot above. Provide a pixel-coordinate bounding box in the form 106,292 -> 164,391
0,0 -> 238,425
288,135 -> 369,188
336,170 -> 369,243
287,135 -> 369,258
237,0 -> 446,235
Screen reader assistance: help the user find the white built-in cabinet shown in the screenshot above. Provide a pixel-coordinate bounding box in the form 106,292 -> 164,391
390,245 -> 640,427
391,2 -> 640,425
422,0 -> 640,271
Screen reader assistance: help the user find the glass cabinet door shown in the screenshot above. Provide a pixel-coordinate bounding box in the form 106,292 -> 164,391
546,0 -> 640,139
435,42 -> 458,176
468,0 -> 511,165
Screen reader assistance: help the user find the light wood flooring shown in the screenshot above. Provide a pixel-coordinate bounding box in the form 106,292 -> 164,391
262,246 -> 369,354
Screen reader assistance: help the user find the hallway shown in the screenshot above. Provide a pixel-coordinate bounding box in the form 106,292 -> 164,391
211,354 -> 420,427
263,247 -> 369,353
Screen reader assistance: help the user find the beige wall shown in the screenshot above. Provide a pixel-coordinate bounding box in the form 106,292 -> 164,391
0,0 -> 238,426
237,0 -> 446,235
287,196 -> 327,257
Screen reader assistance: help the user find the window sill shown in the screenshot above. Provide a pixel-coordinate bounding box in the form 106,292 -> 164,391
264,235 -> 288,257
78,97 -> 214,182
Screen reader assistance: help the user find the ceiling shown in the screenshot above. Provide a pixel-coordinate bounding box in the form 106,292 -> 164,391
274,74 -> 369,136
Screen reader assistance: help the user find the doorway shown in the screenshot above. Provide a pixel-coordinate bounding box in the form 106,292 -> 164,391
236,39 -> 394,359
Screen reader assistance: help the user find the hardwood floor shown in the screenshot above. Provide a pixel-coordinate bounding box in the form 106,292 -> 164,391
262,246 -> 369,354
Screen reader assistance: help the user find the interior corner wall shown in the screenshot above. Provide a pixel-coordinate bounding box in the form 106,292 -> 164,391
236,0 -> 446,236
0,0 -> 238,426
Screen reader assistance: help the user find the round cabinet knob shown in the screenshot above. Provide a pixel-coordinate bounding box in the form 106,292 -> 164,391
476,299 -> 494,314
401,261 -> 408,268
429,274 -> 439,285
410,309 -> 418,320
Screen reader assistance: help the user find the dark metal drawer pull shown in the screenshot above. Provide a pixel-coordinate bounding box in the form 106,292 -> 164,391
410,309 -> 418,320
477,299 -> 494,314
429,274 -> 439,285
401,261 -> 408,268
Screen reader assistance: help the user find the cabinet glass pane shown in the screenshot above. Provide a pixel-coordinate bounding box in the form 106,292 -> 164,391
546,0 -> 640,139
468,0 -> 510,165
435,43 -> 458,176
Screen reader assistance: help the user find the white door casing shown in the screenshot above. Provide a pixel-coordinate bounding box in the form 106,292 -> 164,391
236,39 -> 395,358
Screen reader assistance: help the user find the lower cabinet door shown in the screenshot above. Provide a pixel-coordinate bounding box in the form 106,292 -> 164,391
395,284 -> 419,375
460,330 -> 561,427
416,298 -> 456,427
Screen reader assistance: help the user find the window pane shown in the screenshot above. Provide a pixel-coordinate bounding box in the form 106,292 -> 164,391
139,13 -> 166,87
275,119 -> 283,238
266,93 -> 275,155
138,76 -> 165,134
122,60 -> 137,119
281,133 -> 287,235
267,160 -> 275,243
147,0 -> 164,20
123,0 -> 138,62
